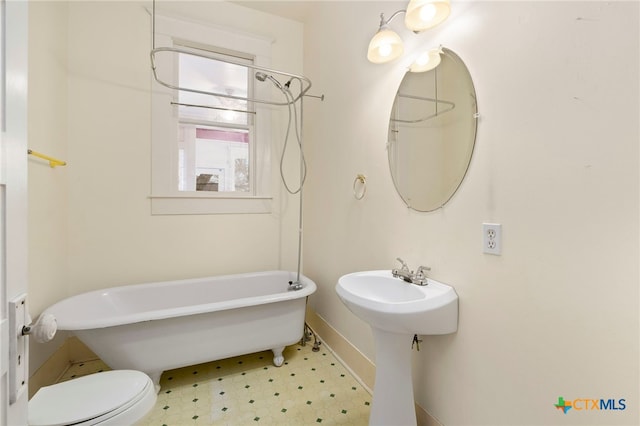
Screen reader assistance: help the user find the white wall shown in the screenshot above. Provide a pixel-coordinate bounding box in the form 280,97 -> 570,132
302,1 -> 639,425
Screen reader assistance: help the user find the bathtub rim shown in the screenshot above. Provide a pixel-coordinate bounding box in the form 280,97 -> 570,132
44,270 -> 316,331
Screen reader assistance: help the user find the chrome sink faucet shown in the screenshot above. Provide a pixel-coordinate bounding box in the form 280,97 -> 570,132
391,258 -> 431,286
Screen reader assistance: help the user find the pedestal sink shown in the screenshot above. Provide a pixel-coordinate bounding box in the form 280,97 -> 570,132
335,270 -> 458,426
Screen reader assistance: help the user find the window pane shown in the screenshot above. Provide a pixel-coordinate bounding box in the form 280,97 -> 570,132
178,124 -> 250,193
178,52 -> 250,125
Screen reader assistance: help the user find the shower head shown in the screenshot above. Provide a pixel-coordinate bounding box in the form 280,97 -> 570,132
255,71 -> 268,82
255,72 -> 283,90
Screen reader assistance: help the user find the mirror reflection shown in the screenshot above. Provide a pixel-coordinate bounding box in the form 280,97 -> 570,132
388,47 -> 478,212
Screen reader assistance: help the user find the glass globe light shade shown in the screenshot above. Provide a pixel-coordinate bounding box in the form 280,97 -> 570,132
367,27 -> 404,64
409,48 -> 442,72
405,0 -> 451,32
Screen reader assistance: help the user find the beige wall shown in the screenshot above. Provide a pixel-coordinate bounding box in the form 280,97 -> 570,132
303,1 -> 639,425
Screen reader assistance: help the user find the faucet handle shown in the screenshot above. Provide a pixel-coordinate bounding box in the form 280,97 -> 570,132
396,257 -> 410,272
415,265 -> 431,277
413,265 -> 431,285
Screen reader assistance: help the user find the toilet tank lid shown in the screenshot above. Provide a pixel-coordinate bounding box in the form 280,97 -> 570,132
28,370 -> 152,426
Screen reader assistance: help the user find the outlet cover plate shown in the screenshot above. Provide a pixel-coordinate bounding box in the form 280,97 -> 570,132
483,223 -> 502,255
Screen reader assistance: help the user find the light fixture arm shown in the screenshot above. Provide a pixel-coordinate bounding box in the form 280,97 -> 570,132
379,10 -> 406,29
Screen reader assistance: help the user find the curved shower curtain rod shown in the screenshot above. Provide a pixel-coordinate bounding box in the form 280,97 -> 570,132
390,92 -> 455,124
151,46 -> 314,108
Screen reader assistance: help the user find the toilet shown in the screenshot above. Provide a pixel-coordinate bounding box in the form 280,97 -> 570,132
28,370 -> 157,426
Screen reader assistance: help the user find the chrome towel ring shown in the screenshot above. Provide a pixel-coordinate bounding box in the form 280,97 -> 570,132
353,174 -> 367,200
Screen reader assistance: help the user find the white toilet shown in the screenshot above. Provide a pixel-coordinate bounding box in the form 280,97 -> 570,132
28,370 -> 157,426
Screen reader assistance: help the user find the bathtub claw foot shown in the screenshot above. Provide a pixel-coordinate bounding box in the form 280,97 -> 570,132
147,371 -> 163,393
272,347 -> 285,367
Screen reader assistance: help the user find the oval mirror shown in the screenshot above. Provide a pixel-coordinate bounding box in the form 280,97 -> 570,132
388,47 -> 478,212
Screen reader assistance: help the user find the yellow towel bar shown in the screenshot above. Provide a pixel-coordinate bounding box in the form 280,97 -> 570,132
27,149 -> 66,168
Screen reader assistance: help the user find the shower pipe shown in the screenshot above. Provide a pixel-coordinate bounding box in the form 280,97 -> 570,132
291,85 -> 305,287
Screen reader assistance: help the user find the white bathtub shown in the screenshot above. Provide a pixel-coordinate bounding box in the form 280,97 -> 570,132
44,271 -> 316,388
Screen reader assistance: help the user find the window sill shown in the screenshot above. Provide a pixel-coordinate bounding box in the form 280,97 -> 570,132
149,194 -> 272,215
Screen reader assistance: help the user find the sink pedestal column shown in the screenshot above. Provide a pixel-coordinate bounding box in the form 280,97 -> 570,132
370,328 -> 416,426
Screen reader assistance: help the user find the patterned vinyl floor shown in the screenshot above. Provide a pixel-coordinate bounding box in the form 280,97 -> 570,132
60,342 -> 372,425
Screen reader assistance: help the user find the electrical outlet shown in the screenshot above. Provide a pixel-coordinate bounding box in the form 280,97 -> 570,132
483,223 -> 502,255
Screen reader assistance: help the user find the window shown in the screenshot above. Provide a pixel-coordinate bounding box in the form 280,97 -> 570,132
175,44 -> 253,194
151,15 -> 273,214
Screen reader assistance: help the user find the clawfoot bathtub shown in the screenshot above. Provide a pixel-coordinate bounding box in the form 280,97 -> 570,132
44,271 -> 316,388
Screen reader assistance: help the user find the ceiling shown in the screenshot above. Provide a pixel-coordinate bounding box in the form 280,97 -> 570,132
231,1 -> 316,23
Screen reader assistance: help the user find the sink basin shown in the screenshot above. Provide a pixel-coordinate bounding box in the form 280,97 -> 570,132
336,270 -> 458,334
335,270 -> 458,426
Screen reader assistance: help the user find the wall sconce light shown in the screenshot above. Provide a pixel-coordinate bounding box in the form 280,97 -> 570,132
367,0 -> 450,65
367,11 -> 406,64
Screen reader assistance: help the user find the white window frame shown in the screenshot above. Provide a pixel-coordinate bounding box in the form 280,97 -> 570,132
150,14 -> 273,215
